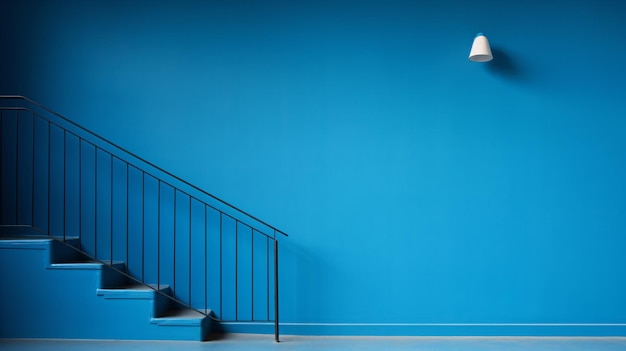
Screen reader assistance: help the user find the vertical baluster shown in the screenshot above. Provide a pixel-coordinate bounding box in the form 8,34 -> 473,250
63,130 -> 66,241
78,138 -> 82,250
31,113 -> 35,228
94,147 -> 98,258
157,181 -> 161,290
47,121 -> 50,235
204,205 -> 208,314
219,212 -> 223,319
15,110 -> 19,225
126,163 -> 129,273
141,171 -> 145,283
110,155 -> 114,265
235,220 -> 239,320
189,196 -> 192,308
173,189 -> 177,296
0,110 -> 3,225
266,235 -> 270,322
274,237 -> 279,342
251,228 -> 255,321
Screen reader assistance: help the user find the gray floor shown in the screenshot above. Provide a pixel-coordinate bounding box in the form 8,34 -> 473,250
2,335 -> 626,351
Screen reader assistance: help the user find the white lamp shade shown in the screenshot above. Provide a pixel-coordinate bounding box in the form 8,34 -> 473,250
469,33 -> 493,62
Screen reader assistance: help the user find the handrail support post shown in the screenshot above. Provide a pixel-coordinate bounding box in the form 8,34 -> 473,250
274,239 -> 280,343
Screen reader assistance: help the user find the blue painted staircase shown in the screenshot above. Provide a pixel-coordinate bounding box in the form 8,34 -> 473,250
0,96 -> 286,341
0,236 -> 212,341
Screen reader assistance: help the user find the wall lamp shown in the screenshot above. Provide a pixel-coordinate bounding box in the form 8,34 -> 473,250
469,33 -> 493,62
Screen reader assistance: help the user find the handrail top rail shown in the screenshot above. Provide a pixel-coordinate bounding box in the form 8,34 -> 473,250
0,95 -> 288,237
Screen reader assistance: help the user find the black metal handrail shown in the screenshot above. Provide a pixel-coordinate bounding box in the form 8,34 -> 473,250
0,95 -> 286,341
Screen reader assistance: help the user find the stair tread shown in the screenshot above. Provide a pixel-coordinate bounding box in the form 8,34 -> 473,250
0,236 -> 51,240
97,284 -> 172,299
157,309 -> 205,319
50,262 -> 104,269
0,236 -> 80,243
99,284 -> 170,291
0,237 -> 56,249
49,261 -> 125,270
151,309 -> 211,326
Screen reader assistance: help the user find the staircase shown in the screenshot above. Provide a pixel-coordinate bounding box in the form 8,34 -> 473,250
0,236 -> 212,340
0,96 -> 286,341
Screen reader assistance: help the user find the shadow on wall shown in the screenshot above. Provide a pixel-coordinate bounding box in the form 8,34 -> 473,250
486,47 -> 525,80
0,2 -> 44,94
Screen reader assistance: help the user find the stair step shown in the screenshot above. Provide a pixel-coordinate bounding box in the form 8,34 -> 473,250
0,237 -> 89,266
97,284 -> 171,299
48,261 -> 128,289
48,261 -> 125,270
0,235 -> 80,244
151,309 -> 211,326
0,237 -> 51,249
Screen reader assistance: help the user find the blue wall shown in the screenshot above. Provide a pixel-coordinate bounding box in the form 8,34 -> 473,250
2,0 -> 626,335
